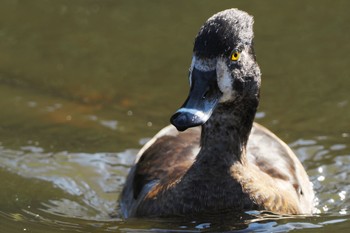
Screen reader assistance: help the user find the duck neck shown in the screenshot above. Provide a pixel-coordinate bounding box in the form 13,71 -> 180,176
198,96 -> 259,166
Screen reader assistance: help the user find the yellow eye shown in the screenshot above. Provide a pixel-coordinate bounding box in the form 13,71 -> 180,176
231,51 -> 240,61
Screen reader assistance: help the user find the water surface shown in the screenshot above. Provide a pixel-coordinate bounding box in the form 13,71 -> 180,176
0,0 -> 350,232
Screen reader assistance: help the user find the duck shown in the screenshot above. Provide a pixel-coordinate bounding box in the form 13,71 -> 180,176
120,8 -> 315,218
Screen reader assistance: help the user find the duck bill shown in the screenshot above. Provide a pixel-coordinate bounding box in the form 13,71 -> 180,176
170,68 -> 222,131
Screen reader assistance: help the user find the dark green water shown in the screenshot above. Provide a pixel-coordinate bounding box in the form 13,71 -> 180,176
0,0 -> 349,232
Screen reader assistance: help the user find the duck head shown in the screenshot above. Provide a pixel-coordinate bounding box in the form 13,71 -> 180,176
171,9 -> 261,131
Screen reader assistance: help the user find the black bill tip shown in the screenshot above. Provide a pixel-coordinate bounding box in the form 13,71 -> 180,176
170,109 -> 208,132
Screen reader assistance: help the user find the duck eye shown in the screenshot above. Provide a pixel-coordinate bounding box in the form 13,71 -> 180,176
231,52 -> 240,61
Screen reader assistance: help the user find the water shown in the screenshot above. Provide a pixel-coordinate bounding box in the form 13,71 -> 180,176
0,0 -> 349,232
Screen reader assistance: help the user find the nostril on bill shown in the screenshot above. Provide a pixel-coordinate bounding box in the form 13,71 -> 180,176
202,88 -> 210,99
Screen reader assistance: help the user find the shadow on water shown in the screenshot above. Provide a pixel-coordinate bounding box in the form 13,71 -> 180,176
0,0 -> 350,232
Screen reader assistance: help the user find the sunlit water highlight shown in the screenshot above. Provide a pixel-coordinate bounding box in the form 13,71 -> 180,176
1,0 -> 350,232
0,132 -> 349,232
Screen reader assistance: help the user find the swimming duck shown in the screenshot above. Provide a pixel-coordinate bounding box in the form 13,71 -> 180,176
121,8 -> 315,218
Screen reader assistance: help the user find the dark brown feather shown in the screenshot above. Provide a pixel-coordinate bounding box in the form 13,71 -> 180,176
132,128 -> 199,199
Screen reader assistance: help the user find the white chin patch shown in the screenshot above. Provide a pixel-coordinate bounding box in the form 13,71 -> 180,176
216,59 -> 234,102
175,108 -> 210,122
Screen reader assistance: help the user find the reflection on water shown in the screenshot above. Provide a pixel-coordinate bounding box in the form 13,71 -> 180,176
291,138 -> 350,216
0,133 -> 349,232
0,146 -> 136,220
0,0 -> 350,232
